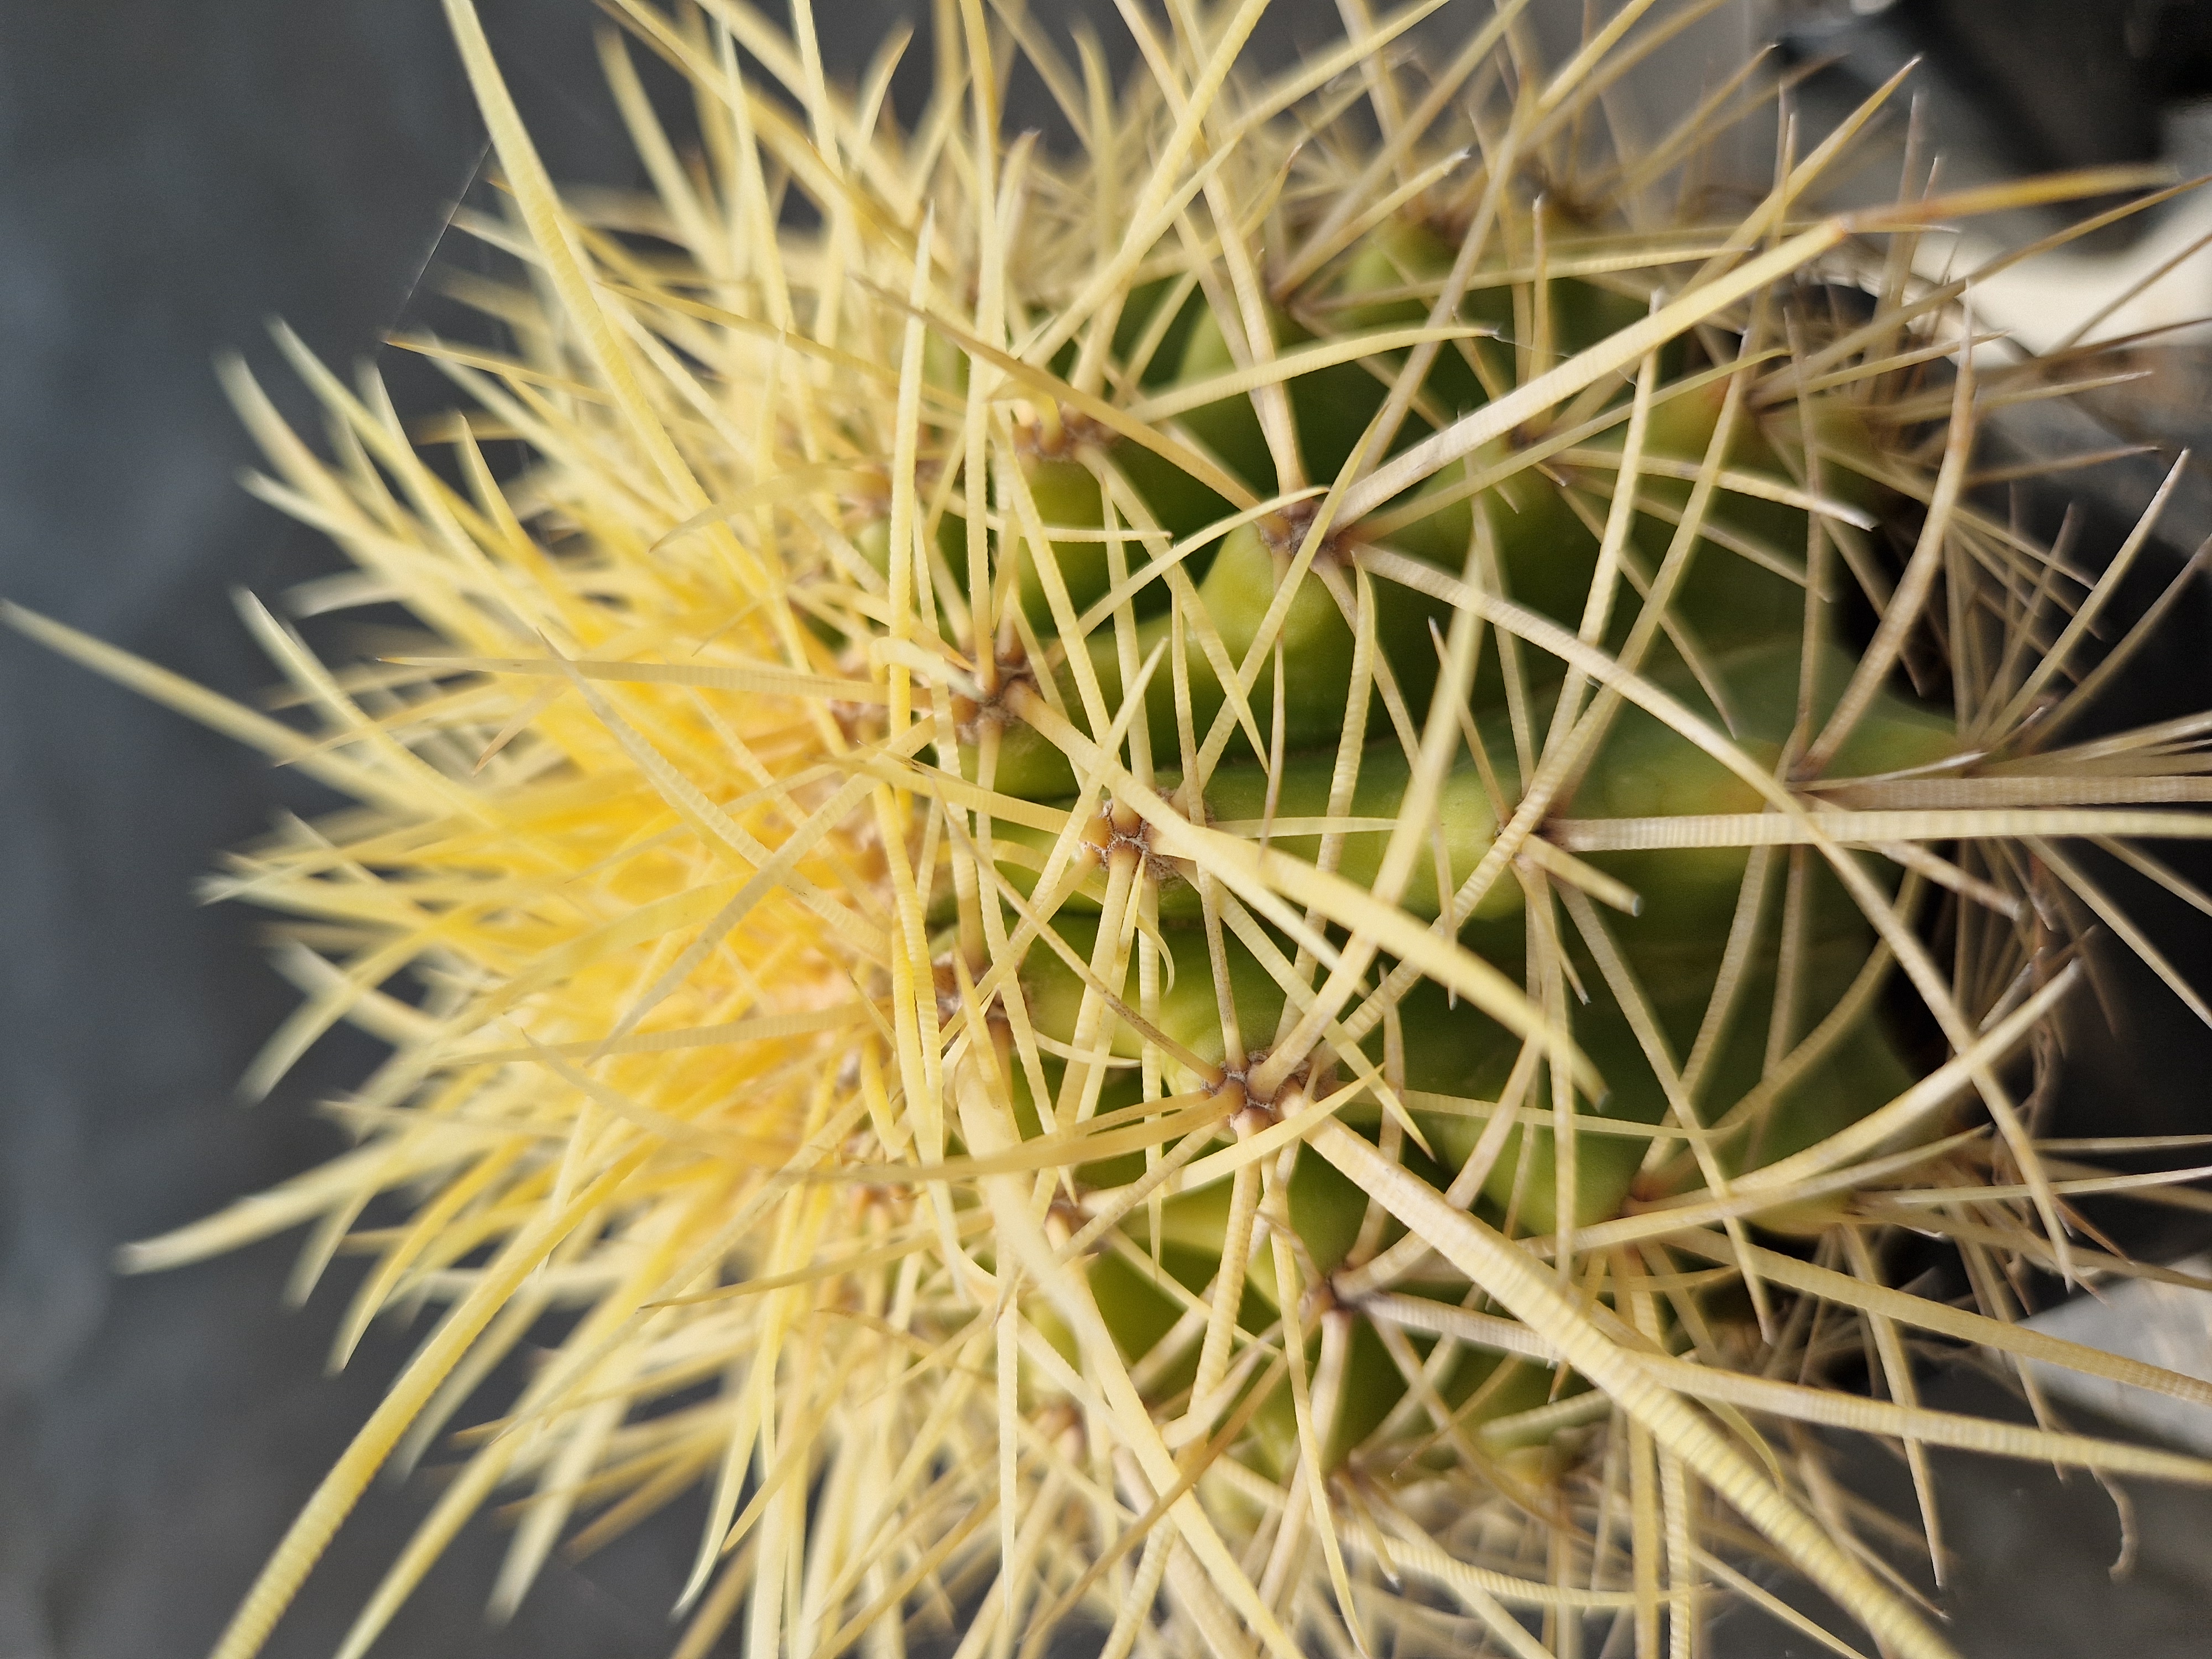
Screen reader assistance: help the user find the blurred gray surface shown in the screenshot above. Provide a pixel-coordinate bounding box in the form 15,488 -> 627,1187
0,7 -> 699,1655
5,3 -> 2212,1657
2027,1260 -> 2212,1457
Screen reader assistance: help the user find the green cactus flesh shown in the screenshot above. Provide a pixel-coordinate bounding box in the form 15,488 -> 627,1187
892,215 -> 1955,1472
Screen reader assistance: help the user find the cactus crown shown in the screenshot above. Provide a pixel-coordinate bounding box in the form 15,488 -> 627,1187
18,3 -> 2212,1657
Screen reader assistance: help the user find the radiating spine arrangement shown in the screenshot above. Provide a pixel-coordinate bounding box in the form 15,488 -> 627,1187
24,1 -> 2212,1656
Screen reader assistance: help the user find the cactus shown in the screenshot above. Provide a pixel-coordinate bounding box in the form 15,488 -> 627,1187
17,3 -> 2212,1657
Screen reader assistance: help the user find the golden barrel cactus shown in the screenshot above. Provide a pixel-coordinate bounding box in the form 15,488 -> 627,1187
17,2 -> 2212,1656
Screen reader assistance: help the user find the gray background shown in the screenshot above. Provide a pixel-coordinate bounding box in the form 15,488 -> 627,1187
5,3 -> 2212,1656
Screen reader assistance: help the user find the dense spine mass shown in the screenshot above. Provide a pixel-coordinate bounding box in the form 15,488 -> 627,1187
24,4 -> 2212,1658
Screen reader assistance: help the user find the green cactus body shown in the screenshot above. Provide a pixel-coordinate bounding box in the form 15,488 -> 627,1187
863,133 -> 2100,1652
1567,638 -> 1959,945
1168,303 -> 1407,498
1025,891 -> 1917,1473
1014,452 -> 1118,628
959,211 -> 1970,1500
732,69 -> 1979,1566
969,741 -> 1512,922
883,221 -> 1910,807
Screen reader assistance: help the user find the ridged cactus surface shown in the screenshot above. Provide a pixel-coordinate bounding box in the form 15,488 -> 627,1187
18,4 -> 2212,1658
